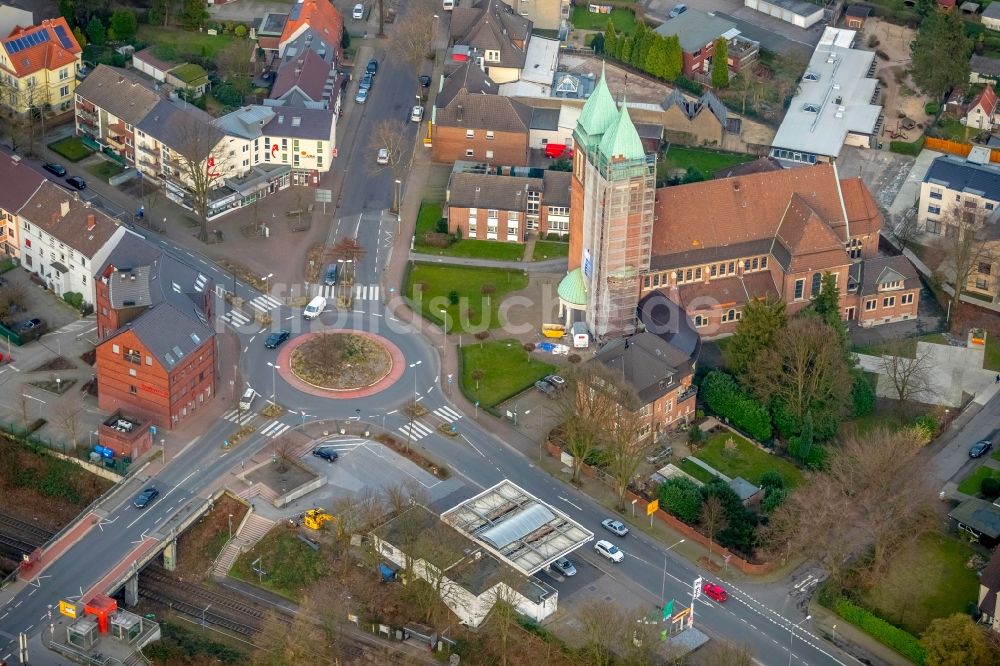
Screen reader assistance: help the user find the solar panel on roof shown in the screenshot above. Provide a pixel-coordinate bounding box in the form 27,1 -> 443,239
54,25 -> 74,50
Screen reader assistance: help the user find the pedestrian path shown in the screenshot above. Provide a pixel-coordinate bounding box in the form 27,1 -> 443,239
316,436 -> 367,453
354,284 -> 381,302
433,406 -> 462,423
260,421 -> 292,439
398,420 -> 434,441
248,294 -> 282,312
222,408 -> 257,426
211,513 -> 274,579
221,309 -> 252,327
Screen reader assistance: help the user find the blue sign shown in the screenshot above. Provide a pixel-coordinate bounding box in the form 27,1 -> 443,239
583,249 -> 593,279
150,425 -> 157,436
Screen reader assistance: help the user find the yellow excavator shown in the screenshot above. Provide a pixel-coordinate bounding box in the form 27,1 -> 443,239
302,508 -> 335,531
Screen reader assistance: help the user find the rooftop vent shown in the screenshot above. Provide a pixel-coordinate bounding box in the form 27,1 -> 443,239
60,201 -> 70,217
86,214 -> 96,231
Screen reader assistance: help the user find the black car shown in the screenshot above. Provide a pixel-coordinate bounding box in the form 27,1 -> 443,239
366,58 -> 378,75
312,447 -> 339,462
264,330 -> 290,349
419,75 -> 432,88
17,318 -> 41,332
970,439 -> 993,458
133,487 -> 159,509
65,176 -> 86,190
43,163 -> 66,177
323,264 -> 339,286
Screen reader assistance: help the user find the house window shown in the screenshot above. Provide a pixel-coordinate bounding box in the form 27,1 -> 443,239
486,131 -> 494,140
146,356 -> 153,365
676,270 -> 683,283
743,259 -> 751,272
882,296 -> 895,308
129,385 -> 137,395
693,314 -> 707,328
760,256 -> 768,269
927,205 -> 941,215
685,269 -> 692,282
24,238 -> 30,248
929,188 -> 942,200
466,129 -> 475,139
695,267 -> 702,280
488,209 -> 498,219
901,293 -> 914,305
485,150 -> 494,159
485,49 -> 500,63
59,85 -> 69,98
979,262 -> 992,275
710,265 -> 717,277
509,211 -> 519,221
487,224 -> 498,234
976,278 -> 989,290
751,257 -> 759,270
728,261 -> 735,274
653,273 -> 660,287
722,309 -> 737,322
112,344 -> 120,354
644,275 -> 650,288
865,299 -> 876,311
468,221 -> 477,235
812,272 -> 821,295
465,149 -> 474,157
794,279 -> 805,300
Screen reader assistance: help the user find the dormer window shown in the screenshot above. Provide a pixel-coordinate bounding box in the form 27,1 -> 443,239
802,103 -> 820,113
880,279 -> 902,291
485,50 -> 500,63
803,71 -> 820,82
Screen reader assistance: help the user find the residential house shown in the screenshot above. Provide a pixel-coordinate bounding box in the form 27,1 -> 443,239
278,0 -> 343,62
255,12 -> 289,53
662,89 -> 729,146
432,62 -> 531,165
496,35 -> 560,97
131,48 -> 209,97
509,0 -> 568,30
971,54 -> 1000,84
743,0 -> 824,28
449,0 -> 531,84
849,256 -> 921,327
978,549 -> 1000,633
372,503 -> 562,628
0,148 -> 45,258
446,169 -> 571,241
918,151 -> 1000,236
19,181 -> 127,304
844,5 -> 871,29
75,64 -> 163,165
652,9 -> 758,79
770,27 -> 882,165
950,497 -> 1000,547
0,16 -> 82,114
95,232 -> 215,430
265,48 -> 338,109
984,1 -> 1000,30
592,330 -> 699,437
965,85 -> 998,131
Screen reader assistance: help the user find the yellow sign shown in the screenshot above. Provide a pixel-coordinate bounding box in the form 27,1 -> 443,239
646,499 -> 659,516
58,600 -> 78,619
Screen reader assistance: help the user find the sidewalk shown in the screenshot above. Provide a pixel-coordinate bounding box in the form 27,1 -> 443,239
408,251 -> 568,272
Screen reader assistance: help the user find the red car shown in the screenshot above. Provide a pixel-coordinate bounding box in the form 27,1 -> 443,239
703,582 -> 728,602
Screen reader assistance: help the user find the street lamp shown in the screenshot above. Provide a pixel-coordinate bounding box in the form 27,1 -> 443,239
393,179 -> 402,214
264,273 -> 274,295
788,615 -> 812,666
660,539 -> 686,610
228,513 -> 233,541
202,604 -> 212,626
267,362 -> 280,403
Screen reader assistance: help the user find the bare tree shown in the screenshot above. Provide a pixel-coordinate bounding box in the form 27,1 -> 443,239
216,41 -> 257,100
605,400 -> 654,511
700,494 -> 728,564
935,206 -> 995,319
169,112 -> 233,241
888,209 -> 921,251
579,600 -> 625,666
553,364 -> 618,483
697,641 -> 755,666
368,119 -> 410,211
484,578 -> 524,666
878,341 -> 934,415
53,393 -> 84,452
252,607 -> 340,666
386,7 -> 436,74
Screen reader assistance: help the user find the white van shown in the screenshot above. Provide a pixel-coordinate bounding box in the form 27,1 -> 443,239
352,3 -> 364,19
303,296 -> 327,320
239,388 -> 256,411
442,0 -> 455,10
572,322 -> 590,349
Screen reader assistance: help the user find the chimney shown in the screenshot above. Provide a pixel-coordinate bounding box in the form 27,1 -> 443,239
457,104 -> 464,122
11,155 -> 20,164
60,201 -> 70,217
87,214 -> 96,231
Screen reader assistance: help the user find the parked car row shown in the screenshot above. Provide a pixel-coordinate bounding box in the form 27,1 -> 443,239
43,163 -> 86,190
534,374 -> 566,397
355,59 -> 379,104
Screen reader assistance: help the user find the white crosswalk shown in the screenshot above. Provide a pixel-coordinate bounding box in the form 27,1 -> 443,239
354,284 -> 381,302
222,309 -> 251,327
398,421 -> 434,441
249,294 -> 282,312
318,437 -> 367,453
433,406 -> 463,423
260,421 -> 292,439
222,409 -> 257,426
314,284 -> 336,299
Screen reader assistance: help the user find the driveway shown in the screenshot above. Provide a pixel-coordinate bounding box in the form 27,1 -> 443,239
836,146 -> 917,212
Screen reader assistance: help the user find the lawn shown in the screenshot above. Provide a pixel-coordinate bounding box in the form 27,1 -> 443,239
571,6 -> 639,31
677,457 -> 718,484
694,430 -> 803,487
413,201 -> 525,260
858,533 -> 979,635
406,263 -> 529,333
936,117 -> 973,143
48,136 -> 93,162
137,25 -> 237,62
659,146 -> 755,180
229,529 -> 329,602
460,340 -> 555,408
985,334 -> 1000,372
86,161 -> 125,180
532,240 -> 569,261
956,465 -> 1000,495
851,332 -> 947,358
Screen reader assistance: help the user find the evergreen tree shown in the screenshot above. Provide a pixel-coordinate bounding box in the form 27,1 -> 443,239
620,36 -> 633,63
109,10 -> 138,43
645,35 -> 667,79
181,0 -> 209,30
58,0 -> 76,27
85,17 -> 105,47
711,38 -> 729,88
664,35 -> 683,81
604,20 -> 618,60
724,297 -> 787,378
72,26 -> 87,49
789,411 -> 814,464
911,9 -> 971,99
631,22 -> 648,69
810,272 -> 845,343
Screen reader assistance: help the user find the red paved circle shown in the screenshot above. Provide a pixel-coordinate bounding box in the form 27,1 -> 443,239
276,331 -> 404,399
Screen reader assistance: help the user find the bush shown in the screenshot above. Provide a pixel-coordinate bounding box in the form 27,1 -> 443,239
982,477 -> 1000,500
659,476 -> 704,523
852,373 -> 876,417
913,414 -> 937,442
700,370 -> 772,441
890,137 -> 925,156
234,25 -> 248,38
422,232 -> 453,248
833,597 -> 926,664
448,290 -> 460,305
434,218 -> 448,233
924,101 -> 940,115
63,291 -> 84,309
758,470 -> 786,491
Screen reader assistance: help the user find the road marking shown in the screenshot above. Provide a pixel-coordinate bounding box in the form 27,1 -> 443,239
460,433 -> 485,457
13,601 -> 21,608
222,409 -> 257,426
27,589 -> 35,596
249,294 -> 282,312
557,496 -> 583,511
223,310 -> 251,327
398,421 -> 433,441
433,406 -> 462,423
260,421 -> 291,439
387,409 -> 398,415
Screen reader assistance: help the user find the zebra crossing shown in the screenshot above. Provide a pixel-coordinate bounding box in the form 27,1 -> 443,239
222,408 -> 257,426
433,406 -> 463,423
260,421 -> 292,439
398,420 -> 434,441
221,309 -> 252,327
248,294 -> 282,313
317,437 -> 367,453
354,284 -> 380,302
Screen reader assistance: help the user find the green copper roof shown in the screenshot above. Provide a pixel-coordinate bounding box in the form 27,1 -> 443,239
598,99 -> 645,163
577,64 -> 617,139
558,268 -> 588,306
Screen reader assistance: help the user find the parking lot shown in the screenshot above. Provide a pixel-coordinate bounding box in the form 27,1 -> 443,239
0,265 -> 83,340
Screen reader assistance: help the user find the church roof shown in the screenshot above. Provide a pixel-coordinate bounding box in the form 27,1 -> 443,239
598,100 -> 645,162
576,64 -> 617,139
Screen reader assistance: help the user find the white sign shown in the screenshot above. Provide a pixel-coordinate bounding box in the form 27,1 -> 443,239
692,576 -> 703,599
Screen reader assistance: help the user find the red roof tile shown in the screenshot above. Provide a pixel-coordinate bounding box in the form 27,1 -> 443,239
280,0 -> 343,58
1,17 -> 80,78
969,85 -> 998,117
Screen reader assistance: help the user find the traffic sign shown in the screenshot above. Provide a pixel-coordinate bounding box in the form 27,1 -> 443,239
646,499 -> 659,516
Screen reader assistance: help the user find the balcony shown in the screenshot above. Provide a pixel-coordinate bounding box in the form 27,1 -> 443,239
107,135 -> 125,150
677,385 -> 698,404
77,109 -> 98,126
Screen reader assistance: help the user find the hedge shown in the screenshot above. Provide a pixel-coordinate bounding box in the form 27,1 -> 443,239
834,597 -> 926,664
700,370 -> 772,441
889,137 -> 925,156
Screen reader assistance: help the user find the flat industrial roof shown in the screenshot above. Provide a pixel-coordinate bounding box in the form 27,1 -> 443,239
441,480 -> 594,575
771,27 -> 881,159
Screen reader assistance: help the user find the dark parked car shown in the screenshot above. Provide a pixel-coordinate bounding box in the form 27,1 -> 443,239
360,72 -> 374,91
323,264 -> 339,286
65,176 -> 86,190
366,58 -> 378,75
17,318 -> 41,332
543,374 -> 566,389
264,330 -> 290,349
133,487 -> 159,509
419,75 -> 431,88
534,379 -> 556,397
43,163 -> 66,177
970,439 -> 993,458
312,447 -> 339,462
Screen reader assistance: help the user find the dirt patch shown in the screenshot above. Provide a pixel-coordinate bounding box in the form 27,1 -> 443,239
290,332 -> 392,390
172,493 -> 249,580
863,18 -> 931,142
28,356 -> 77,372
245,457 -> 318,497
373,433 -> 450,479
79,349 -> 96,366
27,378 -> 76,395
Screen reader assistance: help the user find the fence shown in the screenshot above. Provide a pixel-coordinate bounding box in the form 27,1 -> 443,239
924,136 -> 1000,163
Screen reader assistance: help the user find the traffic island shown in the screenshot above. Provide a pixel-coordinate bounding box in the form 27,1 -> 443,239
290,332 -> 392,390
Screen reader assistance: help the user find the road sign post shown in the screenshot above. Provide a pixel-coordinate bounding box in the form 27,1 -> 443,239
646,498 -> 659,527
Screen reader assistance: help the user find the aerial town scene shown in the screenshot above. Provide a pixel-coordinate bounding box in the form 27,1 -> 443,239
2,0 -> 1000,664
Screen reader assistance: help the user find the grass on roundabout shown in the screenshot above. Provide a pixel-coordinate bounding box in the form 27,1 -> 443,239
290,332 -> 391,390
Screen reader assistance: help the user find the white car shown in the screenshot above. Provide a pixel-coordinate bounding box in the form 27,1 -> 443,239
594,540 -> 624,563
352,3 -> 364,19
377,148 -> 389,165
410,105 -> 424,122
355,87 -> 368,104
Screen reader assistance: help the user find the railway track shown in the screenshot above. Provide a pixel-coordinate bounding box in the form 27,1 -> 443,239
0,512 -> 56,545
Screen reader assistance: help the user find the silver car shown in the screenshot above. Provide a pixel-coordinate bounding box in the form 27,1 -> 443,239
551,557 -> 577,576
602,518 -> 629,537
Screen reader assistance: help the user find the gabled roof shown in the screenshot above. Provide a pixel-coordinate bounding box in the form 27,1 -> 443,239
969,85 -> 999,116
271,48 -> 332,102
0,148 -> 45,214
0,17 -> 80,78
675,272 -> 779,309
21,181 -> 120,257
279,0 -> 343,59
593,332 -> 692,406
542,170 -> 571,207
924,154 -> 1000,202
662,89 -> 727,126
773,193 -> 846,272
949,497 -> 1000,539
261,106 -> 335,139
214,105 -> 277,141
448,172 -> 539,210
450,0 -> 532,70
980,549 -> 1000,615
971,54 -> 1000,78
436,88 -> 532,132
131,47 -> 174,74
653,8 -> 738,54
985,2 -> 1000,19
112,301 -> 213,370
716,156 -> 784,178
856,256 -> 919,296
437,60 -> 497,109
136,99 -> 223,157
75,65 -> 162,126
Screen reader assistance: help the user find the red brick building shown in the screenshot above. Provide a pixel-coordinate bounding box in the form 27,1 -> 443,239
95,233 -> 216,429
446,169 -> 571,241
